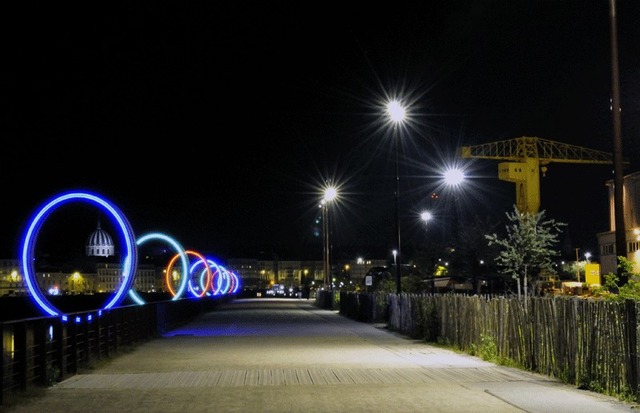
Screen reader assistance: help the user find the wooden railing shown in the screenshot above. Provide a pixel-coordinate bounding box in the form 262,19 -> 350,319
0,296 -> 225,404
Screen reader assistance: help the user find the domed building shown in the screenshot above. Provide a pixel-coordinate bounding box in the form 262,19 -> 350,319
86,221 -> 115,257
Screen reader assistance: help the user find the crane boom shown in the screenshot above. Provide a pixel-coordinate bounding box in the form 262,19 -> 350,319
459,136 -> 613,164
459,136 -> 614,214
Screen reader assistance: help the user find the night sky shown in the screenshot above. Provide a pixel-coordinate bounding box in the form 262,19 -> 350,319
2,2 -> 640,264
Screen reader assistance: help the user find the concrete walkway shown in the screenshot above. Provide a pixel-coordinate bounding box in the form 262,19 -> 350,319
3,298 -> 639,413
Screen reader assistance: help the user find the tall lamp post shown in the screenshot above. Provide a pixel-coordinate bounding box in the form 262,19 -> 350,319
420,211 -> 434,292
386,100 -> 406,294
441,167 -> 467,288
443,167 -> 466,247
321,186 -> 338,289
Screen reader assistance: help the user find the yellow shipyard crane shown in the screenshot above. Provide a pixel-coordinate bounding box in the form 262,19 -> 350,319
459,136 -> 614,214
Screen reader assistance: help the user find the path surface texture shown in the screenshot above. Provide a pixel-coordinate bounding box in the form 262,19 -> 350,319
3,298 -> 639,413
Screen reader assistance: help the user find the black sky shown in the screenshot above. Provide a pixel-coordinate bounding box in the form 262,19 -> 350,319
2,1 -> 640,263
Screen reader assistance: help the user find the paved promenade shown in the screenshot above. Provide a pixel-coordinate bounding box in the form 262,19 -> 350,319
3,298 -> 639,413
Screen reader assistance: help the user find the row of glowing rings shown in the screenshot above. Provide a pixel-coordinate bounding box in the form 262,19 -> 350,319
128,244 -> 239,306
20,191 -> 239,318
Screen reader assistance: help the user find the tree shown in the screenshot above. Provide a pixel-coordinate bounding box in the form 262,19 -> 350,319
485,205 -> 566,300
590,256 -> 640,300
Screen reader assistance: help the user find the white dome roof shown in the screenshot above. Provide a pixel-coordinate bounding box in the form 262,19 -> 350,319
86,221 -> 115,257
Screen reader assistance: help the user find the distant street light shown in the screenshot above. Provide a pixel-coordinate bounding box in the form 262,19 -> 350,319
420,211 -> 433,224
386,99 -> 407,294
321,186 -> 338,289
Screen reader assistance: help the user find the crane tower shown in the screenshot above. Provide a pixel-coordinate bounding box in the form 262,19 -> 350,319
459,136 -> 614,214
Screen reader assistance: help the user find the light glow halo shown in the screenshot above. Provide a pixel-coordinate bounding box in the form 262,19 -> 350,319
21,191 -> 137,317
131,232 -> 189,303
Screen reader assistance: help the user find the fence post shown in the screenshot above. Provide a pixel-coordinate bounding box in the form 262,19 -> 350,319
83,316 -> 91,366
0,322 -> 4,405
34,320 -> 48,386
53,317 -> 64,381
14,322 -> 27,392
626,299 -> 638,399
68,317 -> 78,374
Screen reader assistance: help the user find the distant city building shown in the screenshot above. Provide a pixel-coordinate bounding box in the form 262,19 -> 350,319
598,170 -> 640,274
226,257 -> 386,291
94,262 -> 124,293
0,259 -> 25,296
4,217 -> 390,295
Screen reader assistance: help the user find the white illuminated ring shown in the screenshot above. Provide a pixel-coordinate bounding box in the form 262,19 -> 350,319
131,232 -> 189,303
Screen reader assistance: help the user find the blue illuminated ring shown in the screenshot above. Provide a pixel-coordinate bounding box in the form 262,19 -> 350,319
207,260 -> 223,295
218,264 -> 232,295
131,232 -> 189,304
21,191 -> 137,317
188,259 -> 210,298
207,260 -> 234,295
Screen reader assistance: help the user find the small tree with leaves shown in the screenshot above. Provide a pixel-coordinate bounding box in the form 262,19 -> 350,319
590,256 -> 640,300
485,205 -> 566,300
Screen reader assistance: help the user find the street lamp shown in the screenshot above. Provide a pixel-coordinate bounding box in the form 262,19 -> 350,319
321,186 -> 338,289
386,99 -> 406,294
420,211 -> 435,293
442,167 -> 466,248
444,166 -> 473,290
443,167 -> 465,187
